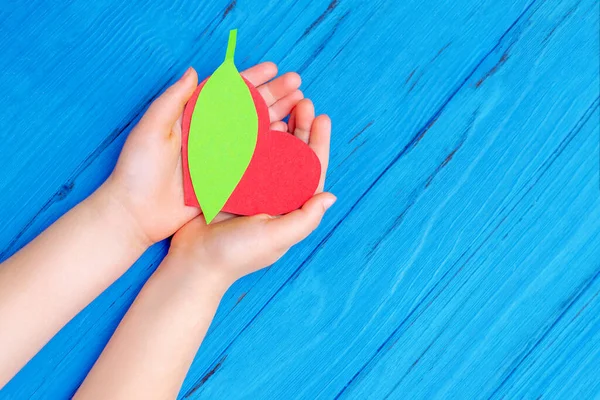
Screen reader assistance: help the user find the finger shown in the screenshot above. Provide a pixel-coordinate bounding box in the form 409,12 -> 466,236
288,107 -> 297,133
269,90 -> 304,122
265,192 -> 336,249
241,62 -> 278,87
291,99 -> 315,144
212,211 -> 237,224
309,115 -> 331,192
270,121 -> 288,131
258,72 -> 301,107
176,214 -> 209,237
139,68 -> 198,135
172,114 -> 183,140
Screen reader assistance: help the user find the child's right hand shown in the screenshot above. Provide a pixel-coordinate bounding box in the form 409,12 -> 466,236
102,63 -> 305,247
168,99 -> 335,288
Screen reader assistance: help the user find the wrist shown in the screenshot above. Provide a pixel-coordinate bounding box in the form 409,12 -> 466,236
163,248 -> 234,295
88,182 -> 153,253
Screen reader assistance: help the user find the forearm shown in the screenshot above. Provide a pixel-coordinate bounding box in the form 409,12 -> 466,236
0,182 -> 149,386
75,252 -> 228,400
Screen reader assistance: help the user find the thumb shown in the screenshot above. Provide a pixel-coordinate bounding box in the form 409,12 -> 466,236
138,67 -> 199,135
265,192 -> 337,249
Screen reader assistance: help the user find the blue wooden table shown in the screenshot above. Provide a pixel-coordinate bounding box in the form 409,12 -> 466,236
1,0 -> 599,398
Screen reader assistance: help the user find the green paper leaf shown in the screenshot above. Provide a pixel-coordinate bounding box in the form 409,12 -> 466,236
188,29 -> 258,223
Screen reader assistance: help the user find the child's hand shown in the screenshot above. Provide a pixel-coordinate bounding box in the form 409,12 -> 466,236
169,99 -> 334,287
104,63 -> 305,246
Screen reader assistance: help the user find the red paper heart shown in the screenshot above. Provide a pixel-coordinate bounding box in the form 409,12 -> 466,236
182,78 -> 321,216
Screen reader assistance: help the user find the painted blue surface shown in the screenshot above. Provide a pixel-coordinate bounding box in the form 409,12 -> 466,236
0,0 -> 599,398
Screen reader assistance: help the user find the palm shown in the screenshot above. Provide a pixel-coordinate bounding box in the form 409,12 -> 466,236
171,94 -> 332,283
109,63 -> 312,244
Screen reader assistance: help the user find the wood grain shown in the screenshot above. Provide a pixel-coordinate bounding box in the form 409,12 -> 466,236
0,0 -> 598,398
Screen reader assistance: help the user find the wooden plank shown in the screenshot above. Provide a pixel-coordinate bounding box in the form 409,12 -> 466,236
1,2 -> 535,398
497,265 -> 600,399
339,1 -> 600,397
0,0 -> 355,257
342,108 -> 600,400
0,0 -> 597,398
175,0 -> 600,398
180,1 -> 547,397
0,10 -> 534,393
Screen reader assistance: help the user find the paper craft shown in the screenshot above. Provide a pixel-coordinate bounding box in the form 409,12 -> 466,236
187,29 -> 258,223
183,29 -> 321,223
224,127 -> 321,216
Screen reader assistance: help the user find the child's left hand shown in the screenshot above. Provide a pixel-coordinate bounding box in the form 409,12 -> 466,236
104,63 -> 304,246
167,99 -> 334,290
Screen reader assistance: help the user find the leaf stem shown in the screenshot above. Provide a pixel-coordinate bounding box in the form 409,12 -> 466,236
225,29 -> 237,62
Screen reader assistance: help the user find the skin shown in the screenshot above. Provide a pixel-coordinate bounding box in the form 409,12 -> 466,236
0,62 -> 335,392
75,72 -> 333,400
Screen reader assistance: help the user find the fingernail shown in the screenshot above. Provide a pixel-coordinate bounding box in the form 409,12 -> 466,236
323,195 -> 337,211
180,67 -> 192,80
